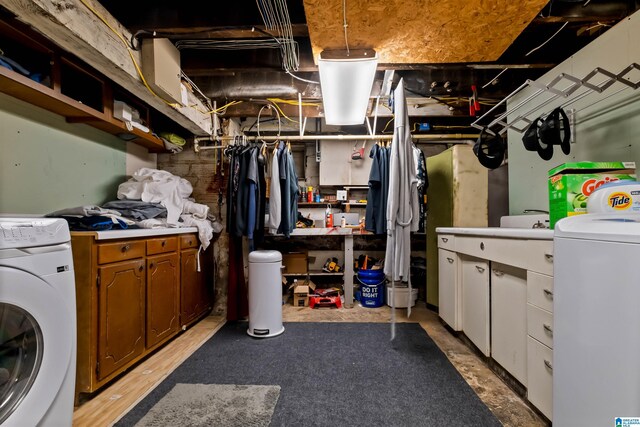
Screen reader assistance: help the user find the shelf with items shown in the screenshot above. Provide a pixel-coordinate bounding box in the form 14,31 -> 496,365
283,271 -> 344,277
0,17 -> 169,152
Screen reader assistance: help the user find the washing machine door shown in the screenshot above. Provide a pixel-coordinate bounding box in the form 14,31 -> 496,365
0,267 -> 74,426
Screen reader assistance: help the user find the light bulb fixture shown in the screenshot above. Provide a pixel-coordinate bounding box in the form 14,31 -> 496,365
318,48 -> 378,126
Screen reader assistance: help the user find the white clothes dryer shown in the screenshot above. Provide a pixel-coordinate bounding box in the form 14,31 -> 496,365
0,218 -> 76,426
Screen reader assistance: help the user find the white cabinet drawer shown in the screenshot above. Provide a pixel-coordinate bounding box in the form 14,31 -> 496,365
455,236 -> 553,276
437,234 -> 455,250
527,303 -> 554,349
527,336 -> 553,420
527,271 -> 554,312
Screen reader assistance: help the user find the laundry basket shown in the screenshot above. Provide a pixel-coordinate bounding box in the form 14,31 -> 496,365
247,250 -> 285,338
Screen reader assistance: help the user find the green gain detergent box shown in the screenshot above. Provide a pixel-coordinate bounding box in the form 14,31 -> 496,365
548,161 -> 636,229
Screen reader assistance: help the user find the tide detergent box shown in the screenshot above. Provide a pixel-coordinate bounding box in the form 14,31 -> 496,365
548,161 -> 636,229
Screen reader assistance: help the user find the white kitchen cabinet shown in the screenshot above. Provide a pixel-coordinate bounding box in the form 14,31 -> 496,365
436,227 -> 554,420
461,255 -> 490,356
438,248 -> 460,331
490,263 -> 527,385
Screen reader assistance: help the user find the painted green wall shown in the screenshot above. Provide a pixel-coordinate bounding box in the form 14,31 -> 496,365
0,93 -> 127,214
507,11 -> 640,214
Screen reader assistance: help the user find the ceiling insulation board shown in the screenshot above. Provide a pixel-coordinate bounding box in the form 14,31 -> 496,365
302,0 -> 548,64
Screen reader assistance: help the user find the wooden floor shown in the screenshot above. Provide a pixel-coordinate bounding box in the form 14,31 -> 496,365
72,304 -> 546,426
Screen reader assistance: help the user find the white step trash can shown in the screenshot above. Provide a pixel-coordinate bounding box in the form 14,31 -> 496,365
247,250 -> 285,338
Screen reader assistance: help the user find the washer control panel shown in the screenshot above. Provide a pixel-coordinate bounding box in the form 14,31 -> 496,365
0,218 -> 70,249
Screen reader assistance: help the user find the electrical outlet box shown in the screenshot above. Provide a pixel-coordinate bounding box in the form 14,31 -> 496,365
141,38 -> 182,104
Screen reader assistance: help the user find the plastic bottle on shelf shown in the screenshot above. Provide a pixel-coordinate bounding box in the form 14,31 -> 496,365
307,186 -> 313,203
325,204 -> 333,228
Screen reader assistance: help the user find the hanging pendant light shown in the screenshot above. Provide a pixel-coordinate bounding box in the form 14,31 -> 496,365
318,48 -> 378,126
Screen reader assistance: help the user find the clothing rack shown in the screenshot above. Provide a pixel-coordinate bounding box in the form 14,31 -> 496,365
471,63 -> 640,135
193,133 -> 478,152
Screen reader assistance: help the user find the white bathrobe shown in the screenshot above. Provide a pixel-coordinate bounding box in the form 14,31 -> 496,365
384,79 -> 419,320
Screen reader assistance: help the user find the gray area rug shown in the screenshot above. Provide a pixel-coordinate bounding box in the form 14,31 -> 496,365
117,322 -> 501,426
133,384 -> 280,427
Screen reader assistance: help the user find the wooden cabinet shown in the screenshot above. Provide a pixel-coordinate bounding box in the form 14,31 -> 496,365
460,255 -> 490,356
438,248 -> 460,331
146,253 -> 180,349
71,231 -> 212,399
179,234 -> 213,328
96,259 -> 145,381
490,263 -> 527,385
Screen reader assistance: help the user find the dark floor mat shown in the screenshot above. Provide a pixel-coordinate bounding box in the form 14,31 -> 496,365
116,322 -> 500,427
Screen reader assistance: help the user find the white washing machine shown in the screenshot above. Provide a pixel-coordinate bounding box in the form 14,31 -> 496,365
554,213 -> 640,426
0,218 -> 76,426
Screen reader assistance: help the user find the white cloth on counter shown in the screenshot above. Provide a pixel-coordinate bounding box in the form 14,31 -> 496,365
183,200 -> 209,220
117,168 -> 192,225
180,214 -> 213,251
119,168 -> 221,251
136,218 -> 171,229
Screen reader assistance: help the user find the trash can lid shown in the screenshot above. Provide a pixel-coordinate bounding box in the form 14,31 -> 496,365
248,250 -> 282,263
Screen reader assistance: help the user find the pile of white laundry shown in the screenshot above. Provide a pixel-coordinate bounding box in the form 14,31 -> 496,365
117,168 -> 222,250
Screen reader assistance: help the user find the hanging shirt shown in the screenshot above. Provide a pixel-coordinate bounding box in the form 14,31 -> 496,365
285,149 -> 299,235
365,144 -> 388,234
255,147 -> 267,244
414,147 -> 428,233
268,146 -> 282,234
277,143 -> 291,236
247,147 -> 259,249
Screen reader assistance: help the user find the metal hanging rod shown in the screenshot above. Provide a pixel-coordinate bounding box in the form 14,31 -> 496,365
193,133 -> 478,152
471,63 -> 640,135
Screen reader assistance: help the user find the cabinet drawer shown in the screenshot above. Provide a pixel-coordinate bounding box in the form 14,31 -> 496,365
527,271 -> 553,312
437,234 -> 454,250
527,336 -> 553,420
455,236 -> 553,276
147,236 -> 178,255
180,234 -> 199,249
98,240 -> 145,264
527,303 -> 553,348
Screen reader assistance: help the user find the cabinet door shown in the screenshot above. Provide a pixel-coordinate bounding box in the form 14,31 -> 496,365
97,259 -> 145,381
491,263 -> 527,385
180,248 -> 211,326
438,249 -> 460,331
461,255 -> 490,356
146,253 -> 180,349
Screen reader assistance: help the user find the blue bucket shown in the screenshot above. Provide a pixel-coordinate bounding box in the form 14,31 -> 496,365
357,270 -> 385,308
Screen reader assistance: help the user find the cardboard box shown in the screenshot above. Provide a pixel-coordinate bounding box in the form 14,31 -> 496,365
282,252 -> 308,274
293,284 -> 310,307
548,161 -> 636,228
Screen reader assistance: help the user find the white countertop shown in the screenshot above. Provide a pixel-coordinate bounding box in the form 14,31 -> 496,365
436,227 -> 554,240
76,227 -> 199,240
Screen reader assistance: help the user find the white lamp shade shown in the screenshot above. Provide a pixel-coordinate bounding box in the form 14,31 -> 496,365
318,55 -> 378,126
